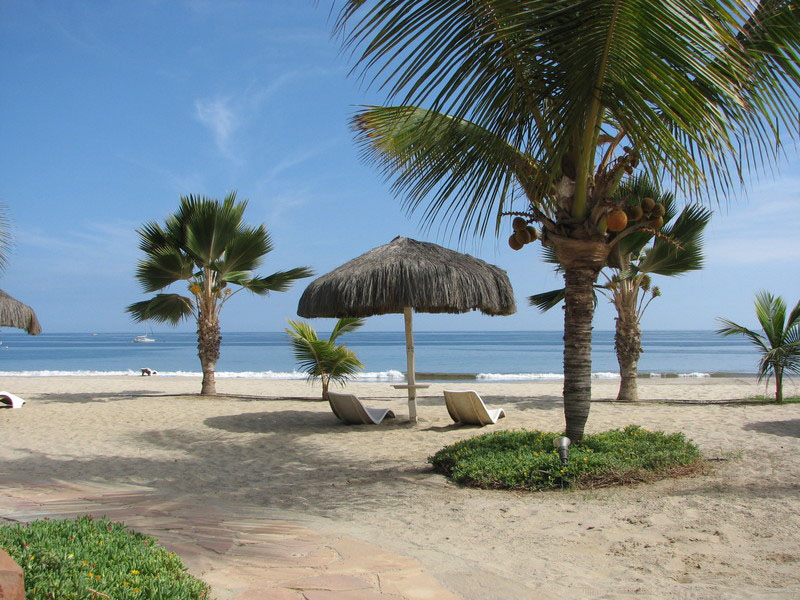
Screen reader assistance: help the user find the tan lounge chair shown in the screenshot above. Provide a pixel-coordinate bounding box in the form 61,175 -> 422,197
0,391 -> 25,408
327,391 -> 396,425
443,390 -> 505,425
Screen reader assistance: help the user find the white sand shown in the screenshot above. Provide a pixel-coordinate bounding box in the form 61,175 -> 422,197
1,375 -> 799,599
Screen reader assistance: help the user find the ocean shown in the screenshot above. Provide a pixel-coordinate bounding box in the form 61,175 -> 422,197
0,330 -> 760,382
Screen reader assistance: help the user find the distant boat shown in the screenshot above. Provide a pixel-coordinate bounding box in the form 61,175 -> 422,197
133,335 -> 155,343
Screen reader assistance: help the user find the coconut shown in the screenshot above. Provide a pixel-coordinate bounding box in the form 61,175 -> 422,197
606,209 -> 628,232
652,202 -> 665,217
596,215 -> 608,234
512,216 -> 528,232
514,228 -> 532,245
641,197 -> 655,212
652,216 -> 664,228
525,226 -> 539,242
508,233 -> 523,250
627,205 -> 643,221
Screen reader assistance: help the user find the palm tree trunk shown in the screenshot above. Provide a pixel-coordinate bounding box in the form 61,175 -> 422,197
553,234 -> 609,442
562,266 -> 598,441
197,315 -> 220,395
775,368 -> 784,403
615,289 -> 641,402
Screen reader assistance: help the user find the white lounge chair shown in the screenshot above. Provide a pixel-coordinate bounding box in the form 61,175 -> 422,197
0,391 -> 26,408
327,391 -> 396,425
443,390 -> 505,425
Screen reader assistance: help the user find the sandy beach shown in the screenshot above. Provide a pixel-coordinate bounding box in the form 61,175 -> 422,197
1,375 -> 799,599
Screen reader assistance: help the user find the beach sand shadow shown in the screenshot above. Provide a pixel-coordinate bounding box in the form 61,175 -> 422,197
204,410 -> 412,435
32,391 -> 164,404
743,418 -> 800,438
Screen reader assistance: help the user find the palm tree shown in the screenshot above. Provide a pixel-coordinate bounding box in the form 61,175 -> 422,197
530,176 -> 711,401
335,1 -> 800,440
127,192 -> 313,395
717,292 -> 800,402
286,317 -> 365,400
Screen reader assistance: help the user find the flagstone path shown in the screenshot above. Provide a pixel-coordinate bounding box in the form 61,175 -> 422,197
0,481 -> 460,599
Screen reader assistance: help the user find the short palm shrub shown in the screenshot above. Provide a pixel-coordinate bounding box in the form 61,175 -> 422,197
429,426 -> 702,491
0,515 -> 211,599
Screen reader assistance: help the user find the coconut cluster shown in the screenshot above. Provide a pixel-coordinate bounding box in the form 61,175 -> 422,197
598,197 -> 665,234
508,216 -> 539,251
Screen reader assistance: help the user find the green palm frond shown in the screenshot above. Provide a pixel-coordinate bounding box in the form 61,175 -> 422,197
339,0 -> 800,212
126,294 -> 194,325
325,346 -> 365,385
181,192 -> 247,264
216,226 -> 272,275
134,249 -> 195,293
635,205 -> 711,277
529,289 -> 566,313
329,317 -> 365,343
353,105 -> 540,236
245,267 -> 314,295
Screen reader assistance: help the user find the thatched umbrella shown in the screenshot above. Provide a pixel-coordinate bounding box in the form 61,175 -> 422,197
0,289 -> 42,335
297,237 -> 515,421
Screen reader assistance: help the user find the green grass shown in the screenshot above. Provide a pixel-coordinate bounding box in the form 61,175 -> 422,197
0,516 -> 211,599
429,425 -> 703,491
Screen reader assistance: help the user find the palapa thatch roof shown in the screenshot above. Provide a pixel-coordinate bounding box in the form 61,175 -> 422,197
298,237 -> 516,318
0,289 -> 42,335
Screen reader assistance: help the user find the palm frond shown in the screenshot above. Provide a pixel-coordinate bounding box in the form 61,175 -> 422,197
754,290 -> 787,349
216,225 -> 272,275
126,294 -> 194,324
338,0 -> 800,214
529,289 -> 566,313
179,193 -> 246,264
635,204 -> 711,277
329,317 -> 365,343
134,249 -> 195,293
352,105 -> 540,237
245,267 -> 314,295
325,345 -> 365,385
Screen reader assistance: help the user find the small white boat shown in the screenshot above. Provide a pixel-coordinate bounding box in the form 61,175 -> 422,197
133,335 -> 155,343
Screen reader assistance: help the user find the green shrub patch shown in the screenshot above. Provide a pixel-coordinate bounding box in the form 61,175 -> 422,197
0,515 -> 211,599
429,425 -> 703,491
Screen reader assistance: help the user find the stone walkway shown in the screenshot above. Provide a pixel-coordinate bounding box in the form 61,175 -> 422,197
0,481 -> 460,599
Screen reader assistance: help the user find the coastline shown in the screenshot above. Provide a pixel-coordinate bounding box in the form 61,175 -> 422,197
2,375 -> 799,598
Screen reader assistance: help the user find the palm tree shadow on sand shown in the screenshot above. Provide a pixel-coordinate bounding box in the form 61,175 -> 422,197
743,418 -> 800,439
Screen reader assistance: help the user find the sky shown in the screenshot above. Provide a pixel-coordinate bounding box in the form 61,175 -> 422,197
1,0 -> 798,334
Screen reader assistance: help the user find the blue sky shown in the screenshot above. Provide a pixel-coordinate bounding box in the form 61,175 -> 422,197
1,1 -> 798,334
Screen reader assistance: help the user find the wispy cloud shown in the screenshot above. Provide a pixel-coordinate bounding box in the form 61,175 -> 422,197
194,96 -> 240,158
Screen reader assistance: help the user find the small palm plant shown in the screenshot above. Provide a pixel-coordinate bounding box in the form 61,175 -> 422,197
127,192 -> 313,395
286,318 -> 365,400
717,292 -> 800,403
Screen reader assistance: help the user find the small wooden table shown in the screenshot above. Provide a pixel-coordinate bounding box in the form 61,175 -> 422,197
391,384 -> 430,390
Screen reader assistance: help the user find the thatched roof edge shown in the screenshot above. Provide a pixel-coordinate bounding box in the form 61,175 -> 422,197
298,237 -> 516,318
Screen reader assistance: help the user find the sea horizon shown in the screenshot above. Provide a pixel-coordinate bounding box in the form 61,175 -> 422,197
0,330 -> 761,382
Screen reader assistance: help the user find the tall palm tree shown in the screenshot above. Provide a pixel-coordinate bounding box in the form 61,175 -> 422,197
127,192 -> 313,395
717,292 -> 800,402
530,176 -> 711,401
286,317 -> 365,400
336,0 -> 800,439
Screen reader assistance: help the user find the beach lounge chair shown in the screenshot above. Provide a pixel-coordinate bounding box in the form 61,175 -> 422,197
443,390 -> 505,426
327,391 -> 396,425
0,391 -> 25,408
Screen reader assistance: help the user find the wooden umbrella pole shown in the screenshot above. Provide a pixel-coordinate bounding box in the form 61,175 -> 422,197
404,306 -> 417,422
